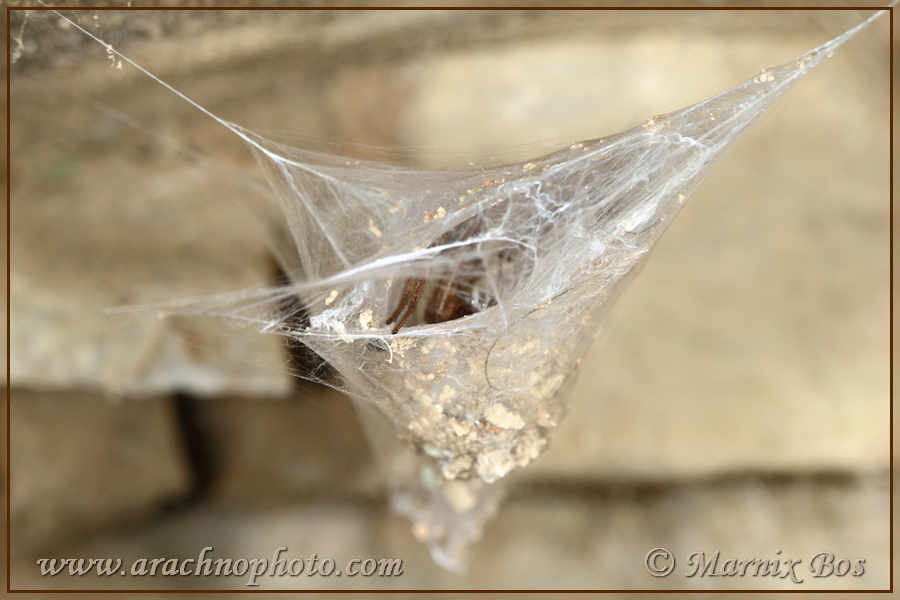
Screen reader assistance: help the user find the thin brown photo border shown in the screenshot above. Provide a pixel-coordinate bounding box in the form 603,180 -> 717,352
5,3 -> 893,594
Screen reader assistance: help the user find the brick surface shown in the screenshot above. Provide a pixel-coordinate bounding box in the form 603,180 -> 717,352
10,391 -> 191,556
8,9 -> 890,588
201,387 -> 382,501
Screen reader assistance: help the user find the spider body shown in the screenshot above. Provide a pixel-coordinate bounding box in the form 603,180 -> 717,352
387,214 -> 485,334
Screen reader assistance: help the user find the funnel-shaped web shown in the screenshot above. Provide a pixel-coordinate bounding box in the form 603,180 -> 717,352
53,8 -> 885,573
202,14 -> 882,571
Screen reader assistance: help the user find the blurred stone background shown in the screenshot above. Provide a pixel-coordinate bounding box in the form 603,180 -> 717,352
8,7 -> 891,592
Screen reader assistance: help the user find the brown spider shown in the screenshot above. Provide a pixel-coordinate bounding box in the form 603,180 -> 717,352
386,214 -> 484,334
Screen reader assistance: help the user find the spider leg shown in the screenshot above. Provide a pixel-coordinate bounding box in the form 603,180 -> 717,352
391,278 -> 425,334
386,277 -> 417,325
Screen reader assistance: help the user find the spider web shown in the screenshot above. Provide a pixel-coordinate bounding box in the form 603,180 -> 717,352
19,8 -> 889,572
219,14 -> 885,568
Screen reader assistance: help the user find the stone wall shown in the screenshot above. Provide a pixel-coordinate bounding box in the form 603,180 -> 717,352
9,8 -> 890,590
